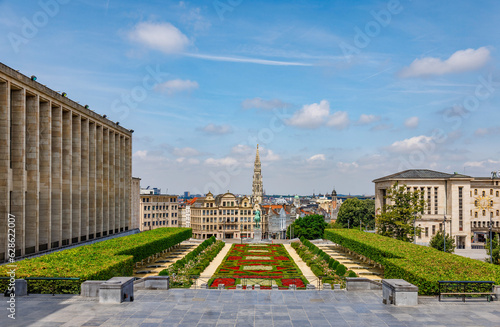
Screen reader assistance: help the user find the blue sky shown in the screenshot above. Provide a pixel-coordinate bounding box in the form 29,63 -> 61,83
1,0 -> 500,195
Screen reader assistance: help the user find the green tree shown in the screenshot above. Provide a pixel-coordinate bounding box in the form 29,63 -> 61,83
376,182 -> 426,242
287,214 -> 327,240
485,233 -> 500,264
429,230 -> 455,253
336,198 -> 375,230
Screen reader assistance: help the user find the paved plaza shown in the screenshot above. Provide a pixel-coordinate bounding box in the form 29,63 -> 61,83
2,289 -> 500,327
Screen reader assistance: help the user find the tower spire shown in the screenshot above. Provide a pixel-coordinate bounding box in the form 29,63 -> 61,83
252,145 -> 263,205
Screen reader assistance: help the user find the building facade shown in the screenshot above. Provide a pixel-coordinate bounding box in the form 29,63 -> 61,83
0,63 -> 133,261
374,169 -> 500,249
139,194 -> 178,231
190,192 -> 255,240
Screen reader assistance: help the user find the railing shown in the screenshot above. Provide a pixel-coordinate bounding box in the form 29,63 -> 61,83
166,275 -> 336,290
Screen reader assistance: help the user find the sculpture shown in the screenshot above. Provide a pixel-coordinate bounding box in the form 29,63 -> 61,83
254,210 -> 261,229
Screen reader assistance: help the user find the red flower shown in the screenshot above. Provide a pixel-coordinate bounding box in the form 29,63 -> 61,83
281,278 -> 305,288
228,256 -> 241,260
274,256 -> 289,261
211,278 -> 235,287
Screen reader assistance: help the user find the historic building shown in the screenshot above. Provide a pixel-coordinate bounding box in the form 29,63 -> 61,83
262,205 -> 291,239
0,63 -> 133,261
374,169 -> 500,249
139,194 -> 178,231
190,192 -> 255,240
252,145 -> 263,205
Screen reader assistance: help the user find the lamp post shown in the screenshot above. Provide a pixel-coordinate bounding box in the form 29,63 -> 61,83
348,219 -> 350,229
490,211 -> 493,264
413,213 -> 417,244
443,215 -> 446,253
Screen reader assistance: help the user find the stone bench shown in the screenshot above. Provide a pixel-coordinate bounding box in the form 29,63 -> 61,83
382,279 -> 418,306
99,277 -> 135,304
346,277 -> 382,291
81,280 -> 106,297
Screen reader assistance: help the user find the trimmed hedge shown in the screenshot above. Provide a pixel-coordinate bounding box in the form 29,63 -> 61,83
324,229 -> 500,295
0,228 -> 192,294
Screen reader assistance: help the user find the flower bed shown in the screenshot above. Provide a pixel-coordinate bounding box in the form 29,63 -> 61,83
208,244 -> 308,289
324,228 -> 500,295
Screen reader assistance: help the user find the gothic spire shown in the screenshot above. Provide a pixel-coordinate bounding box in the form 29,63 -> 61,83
252,145 -> 263,205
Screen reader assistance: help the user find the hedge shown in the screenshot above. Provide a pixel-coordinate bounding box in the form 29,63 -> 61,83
324,228 -> 500,295
0,228 -> 192,294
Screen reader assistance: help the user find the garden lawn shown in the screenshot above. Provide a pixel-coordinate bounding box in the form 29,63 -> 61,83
209,244 -> 308,289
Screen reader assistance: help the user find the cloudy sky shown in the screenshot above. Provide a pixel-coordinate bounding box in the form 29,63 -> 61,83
1,0 -> 500,196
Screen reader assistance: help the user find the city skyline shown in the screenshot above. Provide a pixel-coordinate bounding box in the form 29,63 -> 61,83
1,1 -> 500,195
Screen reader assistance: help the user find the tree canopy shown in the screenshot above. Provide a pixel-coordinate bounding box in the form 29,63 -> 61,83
336,198 -> 375,230
376,182 -> 426,242
286,214 -> 327,240
429,230 -> 455,253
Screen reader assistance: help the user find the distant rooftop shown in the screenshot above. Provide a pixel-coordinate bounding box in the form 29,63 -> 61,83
373,169 -> 472,183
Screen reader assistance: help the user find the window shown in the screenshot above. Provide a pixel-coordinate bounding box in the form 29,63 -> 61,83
475,212 -> 478,218
425,227 -> 429,237
432,225 -> 436,235
434,188 -> 438,215
483,210 -> 486,216
497,191 -> 499,197
144,222 -> 147,226
475,200 -> 478,207
483,191 -> 486,196
497,210 -> 499,216
491,189 -> 494,195
475,189 -> 478,195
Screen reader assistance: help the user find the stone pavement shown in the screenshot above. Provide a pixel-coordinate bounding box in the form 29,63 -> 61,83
3,289 -> 500,327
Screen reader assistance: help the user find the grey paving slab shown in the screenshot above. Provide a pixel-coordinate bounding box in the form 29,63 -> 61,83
1,289 -> 500,327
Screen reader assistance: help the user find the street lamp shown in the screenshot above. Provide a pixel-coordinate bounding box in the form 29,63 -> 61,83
413,213 -> 417,245
443,215 -> 446,253
490,211 -> 493,264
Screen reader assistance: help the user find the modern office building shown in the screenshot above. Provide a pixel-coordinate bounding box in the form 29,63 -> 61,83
139,194 -> 178,231
0,62 -> 133,261
373,169 -> 500,249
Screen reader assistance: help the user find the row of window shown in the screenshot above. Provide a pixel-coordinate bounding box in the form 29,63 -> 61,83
201,217 -> 253,223
143,213 -> 178,218
142,197 -> 177,203
204,201 -> 249,208
143,205 -> 178,211
471,210 -> 499,218
472,189 -> 500,197
472,221 -> 500,228
201,224 -> 252,231
143,220 -> 178,227
200,209 -> 252,215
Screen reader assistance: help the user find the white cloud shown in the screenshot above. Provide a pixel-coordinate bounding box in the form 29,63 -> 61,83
155,79 -> 198,95
307,154 -> 326,162
205,157 -> 238,166
261,149 -> 280,162
184,53 -> 312,66
357,114 -> 380,125
327,111 -> 350,130
287,100 -> 330,129
241,98 -> 289,110
172,147 -> 200,157
465,159 -> 500,168
129,22 -> 190,54
198,124 -> 233,135
399,47 -> 491,78
133,150 -> 148,159
404,116 -> 419,129
231,144 -> 252,155
475,127 -> 500,136
176,157 -> 200,165
388,135 -> 434,153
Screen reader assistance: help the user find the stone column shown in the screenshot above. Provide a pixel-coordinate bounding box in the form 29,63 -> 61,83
120,135 -> 125,231
88,122 -> 96,239
51,105 -> 62,248
39,100 -> 51,251
125,137 -> 131,229
71,114 -> 81,243
25,93 -> 39,254
103,128 -> 109,235
80,118 -> 89,241
62,109 -> 72,245
0,80 -> 9,261
108,130 -> 115,234
114,132 -> 120,233
96,125 -> 103,237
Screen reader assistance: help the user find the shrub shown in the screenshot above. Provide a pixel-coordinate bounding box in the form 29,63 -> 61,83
0,228 -> 192,294
336,264 -> 347,276
347,270 -> 357,277
324,228 -> 500,295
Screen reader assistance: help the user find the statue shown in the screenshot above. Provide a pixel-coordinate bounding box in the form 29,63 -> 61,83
254,210 -> 261,229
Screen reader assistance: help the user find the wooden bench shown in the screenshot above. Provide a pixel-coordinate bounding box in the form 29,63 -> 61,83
438,281 -> 495,302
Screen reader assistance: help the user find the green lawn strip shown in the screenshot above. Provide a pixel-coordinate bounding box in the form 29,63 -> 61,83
292,237 -> 353,287
208,244 -> 308,289
325,229 -> 500,295
0,228 -> 192,294
159,236 -> 225,288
